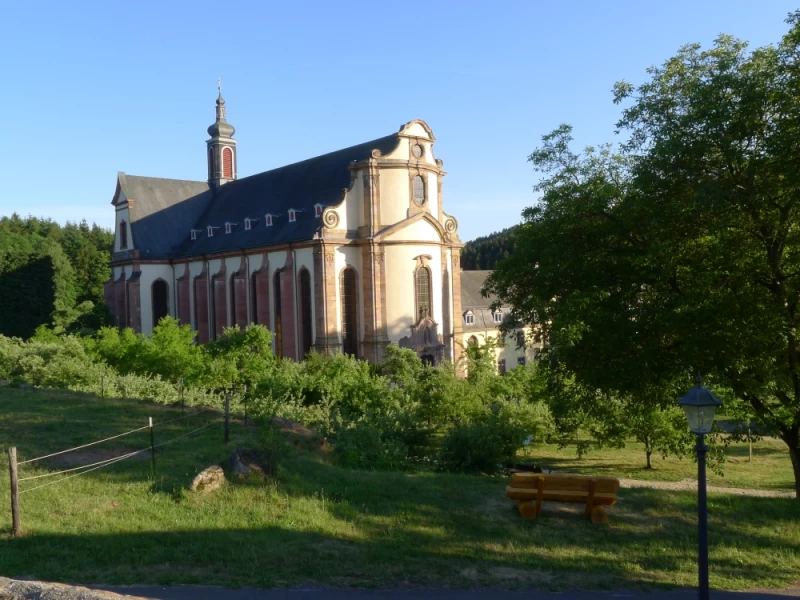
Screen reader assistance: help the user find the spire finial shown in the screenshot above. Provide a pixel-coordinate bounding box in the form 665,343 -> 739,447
218,77 -> 222,93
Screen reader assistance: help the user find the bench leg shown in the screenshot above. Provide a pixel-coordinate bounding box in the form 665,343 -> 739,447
590,505 -> 608,524
516,500 -> 538,520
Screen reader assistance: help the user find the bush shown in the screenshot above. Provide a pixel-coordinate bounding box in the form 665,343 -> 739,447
437,414 -> 527,474
333,421 -> 408,471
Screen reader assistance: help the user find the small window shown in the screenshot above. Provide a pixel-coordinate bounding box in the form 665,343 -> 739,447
207,226 -> 214,237
493,311 -> 503,324
516,330 -> 525,346
314,204 -> 323,217
413,175 -> 425,205
225,223 -> 232,234
517,356 -> 526,367
190,230 -> 197,241
265,215 -> 273,227
498,359 -> 507,375
244,219 -> 251,231
464,312 -> 475,325
119,220 -> 128,249
288,210 -> 296,223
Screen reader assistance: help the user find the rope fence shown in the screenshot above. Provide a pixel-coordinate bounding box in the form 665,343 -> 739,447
6,399 -> 231,536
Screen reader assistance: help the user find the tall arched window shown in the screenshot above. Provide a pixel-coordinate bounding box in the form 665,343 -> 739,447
223,147 -> 233,178
341,267 -> 358,357
152,279 -> 169,327
413,175 -> 425,205
415,267 -> 431,320
251,272 -> 259,324
119,220 -> 128,249
208,147 -> 215,179
273,270 -> 283,358
299,269 -> 312,358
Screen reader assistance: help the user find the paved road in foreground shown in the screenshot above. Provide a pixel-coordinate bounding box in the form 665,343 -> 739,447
95,585 -> 800,599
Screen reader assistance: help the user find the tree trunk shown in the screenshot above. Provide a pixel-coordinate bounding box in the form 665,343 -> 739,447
646,449 -> 652,470
787,434 -> 800,500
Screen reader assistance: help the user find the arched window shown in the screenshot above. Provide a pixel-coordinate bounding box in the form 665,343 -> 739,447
415,267 -> 431,320
413,175 -> 425,205
119,220 -> 128,249
299,269 -> 312,358
152,280 -> 169,327
251,272 -> 259,325
223,147 -> 233,178
273,270 -> 283,358
208,147 -> 215,179
341,267 -> 358,357
230,273 -> 237,327
468,335 -> 479,346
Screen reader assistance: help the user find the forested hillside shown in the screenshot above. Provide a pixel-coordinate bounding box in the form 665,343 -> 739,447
0,215 -> 113,337
461,225 -> 518,270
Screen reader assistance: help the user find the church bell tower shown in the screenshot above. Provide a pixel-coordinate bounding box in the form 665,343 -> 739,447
207,80 -> 237,189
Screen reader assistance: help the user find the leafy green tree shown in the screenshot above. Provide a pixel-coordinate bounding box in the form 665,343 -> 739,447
147,316 -> 205,385
486,15 -> 800,496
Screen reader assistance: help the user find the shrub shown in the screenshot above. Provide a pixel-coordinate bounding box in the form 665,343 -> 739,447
437,414 -> 527,474
333,421 -> 408,471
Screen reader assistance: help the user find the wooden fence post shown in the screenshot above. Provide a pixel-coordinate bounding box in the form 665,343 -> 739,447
149,417 -> 156,475
224,391 -> 231,443
748,424 -> 753,463
8,447 -> 21,537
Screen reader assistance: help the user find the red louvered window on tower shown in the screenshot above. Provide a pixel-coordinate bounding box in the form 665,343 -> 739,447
223,147 -> 233,178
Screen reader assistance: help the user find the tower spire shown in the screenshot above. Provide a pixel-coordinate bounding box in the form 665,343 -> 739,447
206,81 -> 237,189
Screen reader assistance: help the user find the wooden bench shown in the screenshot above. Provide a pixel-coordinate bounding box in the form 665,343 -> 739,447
506,473 -> 620,523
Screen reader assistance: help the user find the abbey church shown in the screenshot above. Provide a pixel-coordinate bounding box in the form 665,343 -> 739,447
105,91 -> 469,365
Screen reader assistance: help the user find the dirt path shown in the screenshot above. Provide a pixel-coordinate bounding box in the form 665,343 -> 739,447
619,477 -> 796,498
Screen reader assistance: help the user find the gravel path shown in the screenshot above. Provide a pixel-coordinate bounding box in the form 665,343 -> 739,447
619,477 -> 796,498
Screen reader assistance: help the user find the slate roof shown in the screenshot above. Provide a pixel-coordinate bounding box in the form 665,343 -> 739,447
119,173 -> 212,258
460,270 -> 494,309
121,132 -> 402,259
460,270 -> 509,331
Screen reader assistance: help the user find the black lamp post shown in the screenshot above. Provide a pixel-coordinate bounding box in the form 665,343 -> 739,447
678,376 -> 722,600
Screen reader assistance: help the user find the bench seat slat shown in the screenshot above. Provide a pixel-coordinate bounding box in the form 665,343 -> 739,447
510,473 -> 619,493
506,485 -> 618,506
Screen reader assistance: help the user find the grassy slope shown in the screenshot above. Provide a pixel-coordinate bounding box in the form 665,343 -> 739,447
530,438 -> 794,491
0,388 -> 798,591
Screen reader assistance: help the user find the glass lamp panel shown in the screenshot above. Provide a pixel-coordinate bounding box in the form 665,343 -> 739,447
682,404 -> 716,434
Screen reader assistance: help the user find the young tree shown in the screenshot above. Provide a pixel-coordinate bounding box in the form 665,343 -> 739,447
486,14 -> 800,496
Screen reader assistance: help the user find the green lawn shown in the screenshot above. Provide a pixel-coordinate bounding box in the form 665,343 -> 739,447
528,437 -> 795,491
1,388 -> 798,591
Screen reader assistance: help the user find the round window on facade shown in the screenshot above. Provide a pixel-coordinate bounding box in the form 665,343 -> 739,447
412,144 -> 423,159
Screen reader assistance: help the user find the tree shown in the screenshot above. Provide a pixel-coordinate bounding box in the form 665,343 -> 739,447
147,316 -> 205,385
486,14 -> 800,497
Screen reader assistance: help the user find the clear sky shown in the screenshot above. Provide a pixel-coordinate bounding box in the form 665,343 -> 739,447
0,1 -> 796,241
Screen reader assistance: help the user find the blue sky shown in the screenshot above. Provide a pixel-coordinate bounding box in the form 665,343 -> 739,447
0,1 -> 795,241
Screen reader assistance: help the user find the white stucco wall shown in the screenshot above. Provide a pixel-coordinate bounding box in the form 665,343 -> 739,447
378,169 -> 408,228
138,263 -> 176,335
460,326 -> 543,372
334,245 -> 362,346
383,244 -> 443,343
114,197 -> 131,252
294,247 -> 315,348
383,218 -> 442,243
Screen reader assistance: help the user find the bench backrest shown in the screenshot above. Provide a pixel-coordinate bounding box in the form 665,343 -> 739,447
510,473 -> 619,494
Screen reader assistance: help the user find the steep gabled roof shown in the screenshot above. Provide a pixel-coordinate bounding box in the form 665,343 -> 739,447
119,132 -> 402,259
117,173 -> 212,258
174,133 -> 401,257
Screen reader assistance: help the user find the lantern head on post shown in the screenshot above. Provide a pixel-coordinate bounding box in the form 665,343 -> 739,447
678,376 -> 723,434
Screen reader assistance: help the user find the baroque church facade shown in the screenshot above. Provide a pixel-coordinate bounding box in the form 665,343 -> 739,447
105,91 -> 466,365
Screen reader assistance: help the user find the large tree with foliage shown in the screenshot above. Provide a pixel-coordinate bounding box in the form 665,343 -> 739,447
486,14 -> 800,497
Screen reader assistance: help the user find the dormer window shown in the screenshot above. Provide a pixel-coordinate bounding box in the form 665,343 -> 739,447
493,310 -> 503,324
244,218 -> 252,231
265,214 -> 273,227
207,226 -> 218,237
464,311 -> 475,325
190,230 -> 197,241
224,222 -> 234,234
314,204 -> 323,217
288,209 -> 296,223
